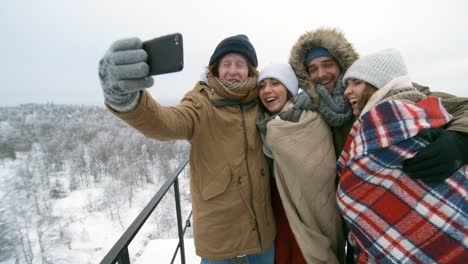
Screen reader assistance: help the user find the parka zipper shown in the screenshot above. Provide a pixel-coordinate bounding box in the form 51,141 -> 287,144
210,98 -> 264,250
240,104 -> 263,250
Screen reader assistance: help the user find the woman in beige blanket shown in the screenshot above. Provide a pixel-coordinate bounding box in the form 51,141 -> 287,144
256,63 -> 345,264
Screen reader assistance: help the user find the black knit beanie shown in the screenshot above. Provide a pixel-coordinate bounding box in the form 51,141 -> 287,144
209,34 -> 258,67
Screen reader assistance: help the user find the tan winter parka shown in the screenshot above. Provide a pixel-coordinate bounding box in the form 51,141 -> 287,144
107,82 -> 275,260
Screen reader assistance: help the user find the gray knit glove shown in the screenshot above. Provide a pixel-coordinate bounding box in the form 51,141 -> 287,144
292,91 -> 315,110
315,74 -> 353,127
98,37 -> 154,112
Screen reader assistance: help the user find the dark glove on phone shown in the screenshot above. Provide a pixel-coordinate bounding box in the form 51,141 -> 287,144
292,91 -> 316,111
403,128 -> 468,182
98,37 -> 154,112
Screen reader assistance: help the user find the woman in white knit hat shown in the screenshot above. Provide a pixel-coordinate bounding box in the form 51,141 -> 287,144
256,63 -> 345,264
338,49 -> 468,263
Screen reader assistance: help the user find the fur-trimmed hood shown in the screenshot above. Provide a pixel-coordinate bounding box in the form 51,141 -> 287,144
289,28 -> 359,103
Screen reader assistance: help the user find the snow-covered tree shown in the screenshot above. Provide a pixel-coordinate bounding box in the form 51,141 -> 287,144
49,179 -> 68,199
0,199 -> 16,261
0,142 -> 15,159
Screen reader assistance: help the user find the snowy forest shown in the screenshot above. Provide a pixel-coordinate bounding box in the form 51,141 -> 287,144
0,104 -> 192,264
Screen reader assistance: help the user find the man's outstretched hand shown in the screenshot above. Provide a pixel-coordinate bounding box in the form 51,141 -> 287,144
98,37 -> 154,112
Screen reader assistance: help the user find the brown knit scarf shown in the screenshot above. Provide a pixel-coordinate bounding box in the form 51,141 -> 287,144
206,72 -> 258,102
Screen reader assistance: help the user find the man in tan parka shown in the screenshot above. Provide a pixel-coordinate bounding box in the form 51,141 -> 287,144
98,34 -> 276,263
289,27 -> 468,263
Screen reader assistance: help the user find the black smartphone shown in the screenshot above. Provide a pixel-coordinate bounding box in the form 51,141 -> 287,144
143,33 -> 184,76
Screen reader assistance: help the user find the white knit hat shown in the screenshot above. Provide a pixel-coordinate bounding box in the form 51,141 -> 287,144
343,49 -> 408,89
258,63 -> 299,96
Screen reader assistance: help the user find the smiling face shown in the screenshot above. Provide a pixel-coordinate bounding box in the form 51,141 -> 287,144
344,78 -> 377,116
307,56 -> 341,91
217,53 -> 249,83
259,78 -> 289,114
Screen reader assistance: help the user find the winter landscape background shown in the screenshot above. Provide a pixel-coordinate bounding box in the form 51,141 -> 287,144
0,104 -> 198,263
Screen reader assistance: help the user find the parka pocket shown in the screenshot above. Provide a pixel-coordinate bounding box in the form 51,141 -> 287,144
201,167 -> 232,200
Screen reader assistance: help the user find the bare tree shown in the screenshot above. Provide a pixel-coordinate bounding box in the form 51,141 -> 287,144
70,145 -> 90,189
103,181 -> 126,229
0,199 -> 16,261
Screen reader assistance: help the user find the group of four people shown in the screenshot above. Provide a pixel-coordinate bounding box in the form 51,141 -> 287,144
98,28 -> 468,263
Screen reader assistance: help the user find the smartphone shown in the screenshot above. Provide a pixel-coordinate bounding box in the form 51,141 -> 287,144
143,33 -> 184,76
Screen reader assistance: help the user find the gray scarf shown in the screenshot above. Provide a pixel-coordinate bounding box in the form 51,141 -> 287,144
316,75 -> 353,127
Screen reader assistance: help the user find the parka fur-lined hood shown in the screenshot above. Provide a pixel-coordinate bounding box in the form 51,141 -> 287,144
289,28 -> 359,104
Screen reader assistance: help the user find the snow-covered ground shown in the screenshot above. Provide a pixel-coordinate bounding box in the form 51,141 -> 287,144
0,154 -> 193,264
135,239 -> 200,264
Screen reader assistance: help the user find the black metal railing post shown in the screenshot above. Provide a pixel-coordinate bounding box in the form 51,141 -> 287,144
116,249 -> 130,264
171,178 -> 186,264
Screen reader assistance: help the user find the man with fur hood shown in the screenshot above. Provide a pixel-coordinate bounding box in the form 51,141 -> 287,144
289,27 -> 468,263
289,27 -> 468,183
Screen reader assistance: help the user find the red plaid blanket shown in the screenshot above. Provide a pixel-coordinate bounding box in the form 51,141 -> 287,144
337,97 -> 468,263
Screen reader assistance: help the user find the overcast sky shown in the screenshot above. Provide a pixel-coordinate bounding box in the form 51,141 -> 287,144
2,0 -> 467,106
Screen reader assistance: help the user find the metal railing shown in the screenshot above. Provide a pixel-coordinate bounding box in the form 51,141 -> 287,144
100,158 -> 191,264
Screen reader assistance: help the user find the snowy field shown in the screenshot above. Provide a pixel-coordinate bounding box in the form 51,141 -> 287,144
135,239 -> 200,264
0,155 -> 193,264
